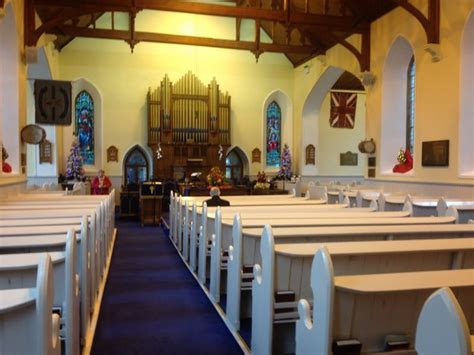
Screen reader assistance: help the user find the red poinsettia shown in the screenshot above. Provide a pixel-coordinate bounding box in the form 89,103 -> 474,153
393,148 -> 413,173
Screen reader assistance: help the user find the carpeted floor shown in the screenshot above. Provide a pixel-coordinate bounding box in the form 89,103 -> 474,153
91,219 -> 244,355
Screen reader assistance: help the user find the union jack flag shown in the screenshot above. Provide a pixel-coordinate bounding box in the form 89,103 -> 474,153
330,91 -> 357,129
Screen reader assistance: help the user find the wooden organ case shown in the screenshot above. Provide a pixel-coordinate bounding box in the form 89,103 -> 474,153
147,71 -> 231,180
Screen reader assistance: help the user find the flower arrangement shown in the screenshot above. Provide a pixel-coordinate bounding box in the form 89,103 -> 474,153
207,166 -> 225,186
2,144 -> 12,173
255,171 -> 270,190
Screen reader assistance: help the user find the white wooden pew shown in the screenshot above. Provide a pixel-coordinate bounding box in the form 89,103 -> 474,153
0,208 -> 106,297
0,219 -> 91,341
0,230 -> 79,355
437,198 -> 474,217
447,205 -> 474,224
296,248 -> 474,355
226,215 -> 462,330
211,215 -> 455,306
173,197 -> 355,256
251,227 -> 474,354
191,205 -> 385,286
185,203 -> 378,265
415,287 -> 473,355
172,195 -> 332,242
0,254 -> 61,355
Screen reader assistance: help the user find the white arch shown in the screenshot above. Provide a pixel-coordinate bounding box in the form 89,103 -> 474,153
63,77 -> 104,173
459,11 -> 474,177
380,36 -> 415,175
226,145 -> 250,177
300,66 -> 344,176
0,2 -> 20,175
26,47 -> 58,178
262,89 -> 293,172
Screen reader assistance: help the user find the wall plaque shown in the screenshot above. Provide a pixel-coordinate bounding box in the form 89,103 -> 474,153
252,148 -> 261,163
305,144 -> 315,165
422,140 -> 449,167
107,145 -> 118,162
340,151 -> 358,166
34,79 -> 72,125
39,140 -> 53,164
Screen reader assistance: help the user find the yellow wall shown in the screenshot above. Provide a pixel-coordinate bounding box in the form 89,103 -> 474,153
58,11 -> 294,179
367,0 -> 474,184
294,0 -> 474,185
318,92 -> 367,175
292,35 -> 362,175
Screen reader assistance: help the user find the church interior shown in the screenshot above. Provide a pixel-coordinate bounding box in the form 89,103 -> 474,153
0,0 -> 473,354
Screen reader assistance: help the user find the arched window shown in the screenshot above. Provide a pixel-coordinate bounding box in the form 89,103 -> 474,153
406,56 -> 415,153
123,146 -> 149,187
75,91 -> 95,165
266,101 -> 281,168
225,150 -> 243,183
459,12 -> 474,177
381,36 -> 415,174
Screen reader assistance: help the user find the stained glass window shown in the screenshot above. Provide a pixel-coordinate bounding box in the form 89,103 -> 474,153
75,91 -> 95,165
266,101 -> 281,168
124,146 -> 149,186
225,150 -> 243,183
406,56 -> 415,154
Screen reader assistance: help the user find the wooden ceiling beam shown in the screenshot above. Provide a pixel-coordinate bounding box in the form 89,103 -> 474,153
50,25 -> 318,54
32,0 -> 366,30
392,0 -> 439,43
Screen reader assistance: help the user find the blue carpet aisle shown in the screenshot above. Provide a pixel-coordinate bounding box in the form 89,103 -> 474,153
91,218 -> 243,355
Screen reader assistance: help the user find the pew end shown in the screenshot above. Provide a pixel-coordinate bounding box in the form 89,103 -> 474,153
416,287 -> 473,355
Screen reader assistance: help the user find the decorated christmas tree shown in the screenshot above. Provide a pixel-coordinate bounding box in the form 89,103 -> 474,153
278,143 -> 292,180
65,138 -> 84,180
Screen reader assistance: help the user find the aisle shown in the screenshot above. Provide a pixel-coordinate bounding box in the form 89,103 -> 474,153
91,219 -> 243,354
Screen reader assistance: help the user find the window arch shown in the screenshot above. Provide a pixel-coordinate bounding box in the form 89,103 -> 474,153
406,56 -> 415,154
459,12 -> 474,177
266,101 -> 281,168
123,145 -> 149,187
75,90 -> 95,165
381,36 -> 415,174
225,150 -> 243,183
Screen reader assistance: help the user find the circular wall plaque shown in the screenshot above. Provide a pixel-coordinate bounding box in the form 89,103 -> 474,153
21,124 -> 46,144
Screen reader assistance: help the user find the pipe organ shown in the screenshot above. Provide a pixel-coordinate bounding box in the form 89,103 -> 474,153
147,71 -> 231,180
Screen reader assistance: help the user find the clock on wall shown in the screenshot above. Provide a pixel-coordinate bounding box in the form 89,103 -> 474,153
358,139 -> 376,154
34,80 -> 72,125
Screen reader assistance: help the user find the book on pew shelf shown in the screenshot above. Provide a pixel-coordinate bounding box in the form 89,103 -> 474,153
332,339 -> 362,355
242,265 -> 254,281
384,334 -> 410,351
274,291 -> 296,314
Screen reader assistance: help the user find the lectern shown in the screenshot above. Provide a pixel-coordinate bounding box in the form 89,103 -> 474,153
139,181 -> 163,226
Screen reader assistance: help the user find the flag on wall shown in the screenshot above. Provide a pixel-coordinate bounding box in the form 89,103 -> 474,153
329,91 -> 357,129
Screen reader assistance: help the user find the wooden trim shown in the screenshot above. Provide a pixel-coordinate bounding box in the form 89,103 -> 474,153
49,25 -> 319,54
392,0 -> 440,43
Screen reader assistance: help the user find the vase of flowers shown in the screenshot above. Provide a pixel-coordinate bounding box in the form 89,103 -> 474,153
207,166 -> 225,186
254,171 -> 270,191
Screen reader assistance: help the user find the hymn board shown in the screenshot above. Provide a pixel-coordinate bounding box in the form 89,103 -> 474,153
147,71 -> 231,180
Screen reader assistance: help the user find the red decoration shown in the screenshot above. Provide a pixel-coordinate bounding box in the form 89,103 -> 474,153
2,162 -> 12,173
330,91 -> 357,129
393,149 -> 413,173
